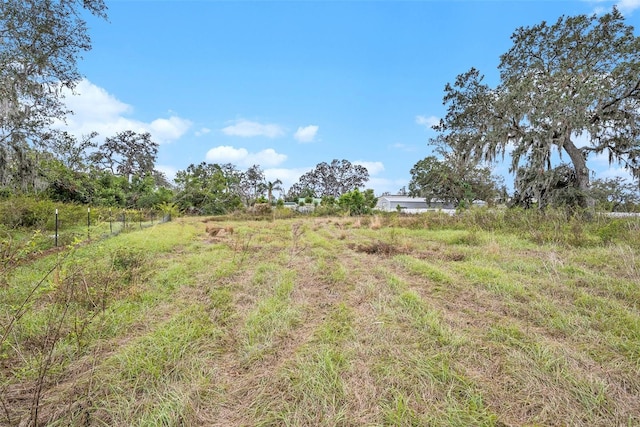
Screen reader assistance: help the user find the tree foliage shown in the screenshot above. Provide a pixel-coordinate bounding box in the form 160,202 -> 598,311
0,0 -> 107,191
408,155 -> 503,208
510,164 -> 583,209
286,183 -> 315,201
589,177 -> 640,212
433,8 -> 640,208
337,188 -> 377,215
266,179 -> 283,204
294,159 -> 369,198
0,144 -> 46,192
49,131 -> 99,173
91,131 -> 159,179
238,164 -> 266,206
174,162 -> 243,214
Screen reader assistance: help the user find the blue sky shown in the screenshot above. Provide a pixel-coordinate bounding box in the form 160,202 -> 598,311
57,0 -> 640,196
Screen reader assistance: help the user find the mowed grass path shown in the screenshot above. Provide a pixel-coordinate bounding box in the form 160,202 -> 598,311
2,215 -> 639,426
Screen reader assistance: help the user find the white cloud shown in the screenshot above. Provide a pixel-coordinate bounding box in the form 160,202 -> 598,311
247,148 -> 288,167
195,127 -> 211,137
56,79 -> 192,144
221,119 -> 285,138
416,115 -> 440,129
205,145 -> 287,168
156,164 -> 178,182
572,131 -> 592,148
617,0 -> 640,14
354,160 -> 385,176
64,79 -> 131,119
588,0 -> 640,14
205,146 -> 249,163
595,166 -> 635,182
149,117 -> 192,141
294,125 -> 319,143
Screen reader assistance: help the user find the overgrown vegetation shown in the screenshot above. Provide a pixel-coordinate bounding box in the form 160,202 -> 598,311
1,2 -> 640,424
1,212 -> 639,425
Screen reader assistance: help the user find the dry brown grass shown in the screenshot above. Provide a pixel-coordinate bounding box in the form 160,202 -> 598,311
3,215 -> 639,426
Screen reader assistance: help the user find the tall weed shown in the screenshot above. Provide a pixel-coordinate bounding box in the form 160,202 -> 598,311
377,208 -> 639,248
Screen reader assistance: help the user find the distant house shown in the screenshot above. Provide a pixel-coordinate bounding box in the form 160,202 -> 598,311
375,195 -> 455,214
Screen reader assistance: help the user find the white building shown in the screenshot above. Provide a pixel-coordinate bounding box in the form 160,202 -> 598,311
375,195 -> 455,214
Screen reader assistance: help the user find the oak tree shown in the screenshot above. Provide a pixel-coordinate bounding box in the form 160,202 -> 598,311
174,162 -> 243,214
295,159 -> 369,198
434,8 -> 640,208
91,131 -> 158,179
589,176 -> 640,212
0,0 -> 107,191
408,155 -> 503,208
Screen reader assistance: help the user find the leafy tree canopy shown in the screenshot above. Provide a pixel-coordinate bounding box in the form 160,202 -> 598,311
337,188 -> 377,215
510,164 -> 583,209
409,155 -> 504,208
174,162 -> 243,214
238,164 -> 266,206
91,131 -> 159,179
286,183 -> 315,202
0,0 -> 107,191
433,8 -> 640,208
590,177 -> 640,212
294,159 -> 369,198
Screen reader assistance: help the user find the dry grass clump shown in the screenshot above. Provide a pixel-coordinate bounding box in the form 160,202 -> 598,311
205,225 -> 234,237
349,240 -> 406,257
369,215 -> 382,230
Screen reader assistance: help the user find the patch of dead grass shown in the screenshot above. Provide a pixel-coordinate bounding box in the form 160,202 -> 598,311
348,240 -> 407,256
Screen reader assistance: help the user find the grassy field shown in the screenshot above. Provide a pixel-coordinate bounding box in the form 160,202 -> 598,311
1,213 -> 639,426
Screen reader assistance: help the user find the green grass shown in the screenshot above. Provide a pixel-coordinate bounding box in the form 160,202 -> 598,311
241,270 -> 300,363
3,214 -> 640,426
254,303 -> 355,426
394,254 -> 452,284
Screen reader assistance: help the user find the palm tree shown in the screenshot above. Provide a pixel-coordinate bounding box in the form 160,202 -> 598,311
266,179 -> 283,205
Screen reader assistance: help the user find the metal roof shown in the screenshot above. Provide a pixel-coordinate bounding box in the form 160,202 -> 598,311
377,195 -> 427,203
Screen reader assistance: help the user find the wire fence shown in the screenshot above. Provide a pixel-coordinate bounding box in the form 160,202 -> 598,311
51,208 -> 171,247
1,208 -> 172,266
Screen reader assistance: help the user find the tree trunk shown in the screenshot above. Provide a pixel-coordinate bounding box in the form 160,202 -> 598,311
562,136 -> 594,209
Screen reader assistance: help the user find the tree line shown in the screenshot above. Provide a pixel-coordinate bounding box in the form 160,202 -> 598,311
1,1 -> 638,215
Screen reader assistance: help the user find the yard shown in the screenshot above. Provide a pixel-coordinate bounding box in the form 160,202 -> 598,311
1,212 -> 639,426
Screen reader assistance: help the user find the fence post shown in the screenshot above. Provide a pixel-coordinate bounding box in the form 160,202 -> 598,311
87,207 -> 91,240
122,210 -> 126,232
109,209 -> 112,234
55,209 -> 58,247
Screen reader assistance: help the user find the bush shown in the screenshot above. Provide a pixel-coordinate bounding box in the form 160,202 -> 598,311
0,196 -> 56,228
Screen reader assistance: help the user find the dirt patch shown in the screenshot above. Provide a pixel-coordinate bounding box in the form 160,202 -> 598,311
348,240 -> 407,257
